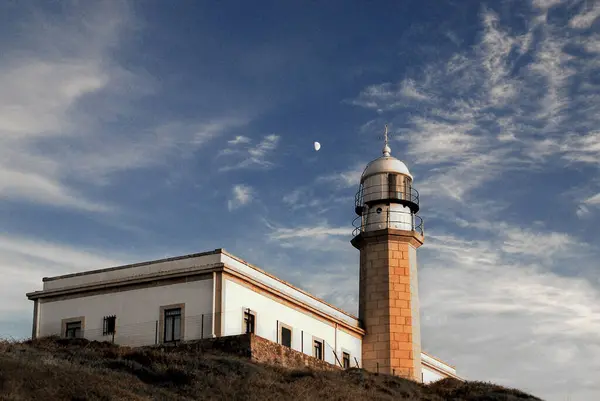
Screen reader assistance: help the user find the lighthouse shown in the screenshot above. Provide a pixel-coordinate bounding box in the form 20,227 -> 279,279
351,125 -> 424,381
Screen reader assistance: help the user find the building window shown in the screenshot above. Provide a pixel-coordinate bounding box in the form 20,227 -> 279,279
343,352 -> 350,369
65,321 -> 82,338
313,339 -> 323,360
279,324 -> 292,348
163,307 -> 182,343
103,315 -> 116,336
243,309 -> 256,334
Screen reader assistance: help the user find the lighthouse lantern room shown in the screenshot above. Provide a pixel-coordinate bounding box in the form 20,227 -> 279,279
353,125 -> 422,236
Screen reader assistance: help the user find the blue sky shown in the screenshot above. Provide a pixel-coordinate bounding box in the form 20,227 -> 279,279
1,0 -> 600,399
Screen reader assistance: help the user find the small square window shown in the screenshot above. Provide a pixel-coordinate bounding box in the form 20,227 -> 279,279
65,321 -> 82,338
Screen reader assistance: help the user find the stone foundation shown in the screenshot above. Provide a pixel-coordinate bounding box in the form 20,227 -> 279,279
158,333 -> 340,371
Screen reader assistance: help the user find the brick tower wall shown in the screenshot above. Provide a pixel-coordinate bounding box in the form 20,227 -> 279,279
355,230 -> 422,381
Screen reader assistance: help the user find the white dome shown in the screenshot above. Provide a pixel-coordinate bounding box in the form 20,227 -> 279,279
361,156 -> 412,182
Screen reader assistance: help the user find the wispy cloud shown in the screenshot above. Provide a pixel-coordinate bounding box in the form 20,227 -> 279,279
569,3 -> 600,29
584,192 -> 600,205
0,234 -> 127,326
349,3 -> 600,215
0,1 -> 249,213
315,164 -> 365,189
420,227 -> 600,400
342,3 -> 600,399
227,135 -> 251,145
219,134 -> 280,172
268,224 -> 349,240
227,184 -> 254,211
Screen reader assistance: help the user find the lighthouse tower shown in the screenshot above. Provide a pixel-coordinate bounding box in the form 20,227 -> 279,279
351,125 -> 424,381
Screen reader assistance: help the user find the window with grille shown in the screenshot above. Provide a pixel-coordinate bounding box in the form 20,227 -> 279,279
103,315 -> 116,336
280,325 -> 292,348
244,309 -> 256,334
313,339 -> 323,360
343,352 -> 350,369
65,321 -> 82,338
163,308 -> 182,343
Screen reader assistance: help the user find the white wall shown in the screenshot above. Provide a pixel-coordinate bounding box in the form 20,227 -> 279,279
221,279 -> 362,367
38,279 -> 214,346
422,365 -> 447,383
221,254 -> 360,328
420,353 -> 459,383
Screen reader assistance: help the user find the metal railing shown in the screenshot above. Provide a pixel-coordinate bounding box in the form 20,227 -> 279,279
33,310 -> 361,368
355,183 -> 420,211
352,210 -> 424,237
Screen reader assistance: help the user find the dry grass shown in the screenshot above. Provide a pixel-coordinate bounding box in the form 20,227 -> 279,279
0,337 -> 543,401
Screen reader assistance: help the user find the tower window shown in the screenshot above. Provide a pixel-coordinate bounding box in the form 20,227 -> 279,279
376,207 -> 382,214
388,173 -> 399,198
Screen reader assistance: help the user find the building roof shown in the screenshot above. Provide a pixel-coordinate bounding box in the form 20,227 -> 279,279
28,248 -> 363,332
361,156 -> 413,182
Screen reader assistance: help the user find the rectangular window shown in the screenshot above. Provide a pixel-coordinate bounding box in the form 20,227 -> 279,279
280,326 -> 292,348
313,339 -> 323,360
103,315 -> 116,336
163,308 -> 182,343
405,176 -> 412,201
388,173 -> 398,199
343,352 -> 350,369
65,321 -> 82,338
243,309 -> 256,334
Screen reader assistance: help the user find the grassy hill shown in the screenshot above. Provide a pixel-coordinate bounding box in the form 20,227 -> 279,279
0,337 -> 542,401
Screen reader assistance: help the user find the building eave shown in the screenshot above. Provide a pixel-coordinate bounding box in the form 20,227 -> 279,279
41,249 -> 224,283
421,359 -> 464,381
26,263 -> 225,300
421,350 -> 457,369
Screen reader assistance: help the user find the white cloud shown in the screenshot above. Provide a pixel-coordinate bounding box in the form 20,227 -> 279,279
268,224 -> 349,240
0,234 -> 127,325
350,4 -> 600,215
315,164 -> 365,189
569,3 -> 600,29
219,134 -> 280,171
0,168 -> 109,212
584,192 -> 600,205
531,0 -> 564,11
0,1 -> 249,212
419,228 -> 600,400
576,204 -> 590,218
227,184 -> 254,211
227,135 -> 251,145
341,3 -> 600,399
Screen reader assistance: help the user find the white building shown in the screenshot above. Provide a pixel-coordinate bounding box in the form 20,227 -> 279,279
26,128 -> 462,384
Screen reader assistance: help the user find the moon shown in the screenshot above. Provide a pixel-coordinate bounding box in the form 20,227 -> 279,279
314,141 -> 321,151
